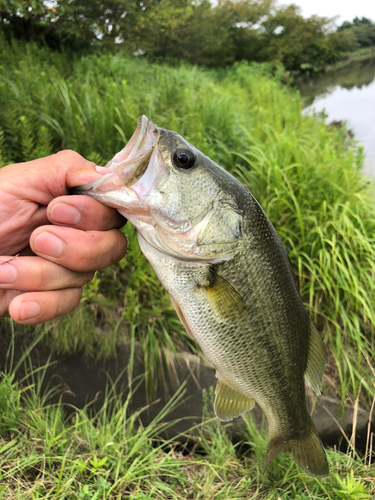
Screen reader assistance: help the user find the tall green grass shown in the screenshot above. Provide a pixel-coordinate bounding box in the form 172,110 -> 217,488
0,34 -> 374,407
0,332 -> 374,499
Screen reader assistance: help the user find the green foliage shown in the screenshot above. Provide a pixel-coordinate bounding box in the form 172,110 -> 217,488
0,372 -> 20,434
0,342 -> 193,498
1,0 -> 273,58
0,0 -> 134,49
258,5 -> 351,76
132,0 -> 274,67
0,126 -> 7,167
0,1 -> 354,76
333,470 -> 371,499
338,17 -> 375,51
0,338 -> 374,498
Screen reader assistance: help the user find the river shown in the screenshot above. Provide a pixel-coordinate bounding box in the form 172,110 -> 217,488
299,58 -> 375,176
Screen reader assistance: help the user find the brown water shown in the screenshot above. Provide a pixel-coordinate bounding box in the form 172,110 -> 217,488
299,58 -> 375,175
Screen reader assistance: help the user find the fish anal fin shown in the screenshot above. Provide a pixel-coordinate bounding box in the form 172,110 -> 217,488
214,379 -> 254,421
169,293 -> 195,340
199,269 -> 247,320
305,319 -> 328,396
264,418 -> 329,478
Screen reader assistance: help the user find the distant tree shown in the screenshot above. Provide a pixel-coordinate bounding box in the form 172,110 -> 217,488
128,0 -> 232,65
0,0 -> 85,46
257,5 -> 350,75
0,0 -> 156,49
217,0 -> 273,63
353,16 -> 374,27
0,0 -> 360,75
337,16 -> 375,50
131,0 -> 273,66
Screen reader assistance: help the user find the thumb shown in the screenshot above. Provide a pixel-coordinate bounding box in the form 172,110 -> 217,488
47,150 -> 109,194
5,150 -> 112,205
55,151 -> 113,190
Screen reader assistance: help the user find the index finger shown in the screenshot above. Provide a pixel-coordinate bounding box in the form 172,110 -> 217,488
47,195 -> 126,231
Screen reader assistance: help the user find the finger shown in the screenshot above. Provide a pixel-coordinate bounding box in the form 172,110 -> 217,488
2,150 -> 113,205
0,289 -> 21,317
30,226 -> 127,272
0,256 -> 94,291
47,195 -> 126,230
0,205 -> 47,257
9,288 -> 82,325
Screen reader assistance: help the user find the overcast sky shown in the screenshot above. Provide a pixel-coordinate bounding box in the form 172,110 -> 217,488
279,0 -> 375,24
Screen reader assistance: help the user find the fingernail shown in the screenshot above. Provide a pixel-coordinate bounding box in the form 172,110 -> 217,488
33,233 -> 64,258
0,263 -> 17,284
20,301 -> 41,321
50,203 -> 81,226
96,165 -> 113,174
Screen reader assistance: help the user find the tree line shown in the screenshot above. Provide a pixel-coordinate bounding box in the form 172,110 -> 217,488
0,0 -> 372,76
338,17 -> 375,51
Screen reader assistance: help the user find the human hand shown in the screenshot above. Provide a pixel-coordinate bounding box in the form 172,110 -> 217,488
0,150 -> 127,325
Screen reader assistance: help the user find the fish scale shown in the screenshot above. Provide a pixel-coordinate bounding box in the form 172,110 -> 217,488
139,231 -> 307,435
73,115 -> 329,478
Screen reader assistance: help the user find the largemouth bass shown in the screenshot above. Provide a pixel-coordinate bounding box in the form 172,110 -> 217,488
73,116 -> 329,477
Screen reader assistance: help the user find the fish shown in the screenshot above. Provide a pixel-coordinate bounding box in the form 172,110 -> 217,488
72,115 -> 329,477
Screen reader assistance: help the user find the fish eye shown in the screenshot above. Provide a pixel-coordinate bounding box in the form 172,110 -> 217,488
173,149 -> 195,169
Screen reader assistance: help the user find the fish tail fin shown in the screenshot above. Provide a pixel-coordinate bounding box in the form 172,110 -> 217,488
264,417 -> 329,478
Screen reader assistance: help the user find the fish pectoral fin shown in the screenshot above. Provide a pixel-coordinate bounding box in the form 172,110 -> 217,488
214,379 -> 254,421
199,269 -> 247,319
304,319 -> 328,396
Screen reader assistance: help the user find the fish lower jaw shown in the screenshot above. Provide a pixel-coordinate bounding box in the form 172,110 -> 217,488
136,230 -> 237,266
91,186 -> 139,210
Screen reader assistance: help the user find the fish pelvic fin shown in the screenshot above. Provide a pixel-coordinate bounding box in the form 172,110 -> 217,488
264,417 -> 329,478
305,319 -> 328,396
214,379 -> 255,421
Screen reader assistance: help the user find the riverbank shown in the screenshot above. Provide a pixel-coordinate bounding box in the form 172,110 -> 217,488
1,37 -> 375,496
326,47 -> 375,73
299,57 -> 375,175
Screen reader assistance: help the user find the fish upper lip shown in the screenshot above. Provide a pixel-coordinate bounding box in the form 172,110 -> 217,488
101,115 -> 160,188
72,116 -> 160,196
107,116 -> 159,174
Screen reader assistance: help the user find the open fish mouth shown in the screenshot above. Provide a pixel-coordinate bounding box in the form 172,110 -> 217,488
106,115 -> 159,184
71,116 -> 160,197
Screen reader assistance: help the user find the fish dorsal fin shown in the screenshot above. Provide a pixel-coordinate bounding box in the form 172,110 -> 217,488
304,319 -> 328,396
199,269 -> 247,319
214,379 -> 255,421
